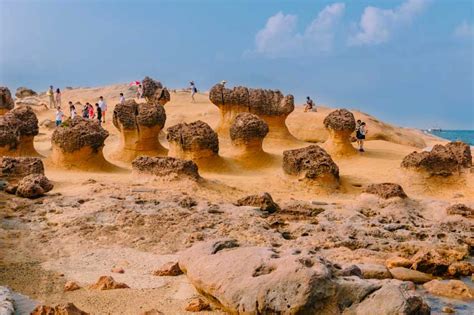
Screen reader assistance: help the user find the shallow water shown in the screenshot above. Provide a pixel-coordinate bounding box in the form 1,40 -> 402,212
12,292 -> 38,315
427,130 -> 474,145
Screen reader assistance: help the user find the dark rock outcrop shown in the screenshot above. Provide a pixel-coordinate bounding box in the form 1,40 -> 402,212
15,174 -> 54,198
445,141 -> 472,168
364,183 -> 408,199
0,86 -> 14,114
0,157 -> 44,181
283,145 -> 339,187
132,156 -> 200,180
446,203 -> 473,218
0,106 -> 40,156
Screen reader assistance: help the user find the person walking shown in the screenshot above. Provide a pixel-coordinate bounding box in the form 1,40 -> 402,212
356,122 -> 367,152
47,85 -> 56,109
68,101 -> 76,119
95,103 -> 102,125
190,81 -> 198,102
98,96 -> 107,123
82,103 -> 89,118
55,88 -> 62,108
137,84 -> 143,99
55,107 -> 64,126
119,93 -> 125,104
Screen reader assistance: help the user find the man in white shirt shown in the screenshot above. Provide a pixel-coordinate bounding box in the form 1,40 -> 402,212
98,96 -> 107,123
119,93 -> 125,104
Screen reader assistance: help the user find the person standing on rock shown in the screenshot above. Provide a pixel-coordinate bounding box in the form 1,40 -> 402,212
137,84 -> 143,99
119,93 -> 125,104
95,103 -> 102,125
304,96 -> 316,112
47,85 -> 56,108
98,96 -> 107,123
87,102 -> 95,119
55,107 -> 64,126
82,103 -> 89,119
356,122 -> 367,152
68,101 -> 76,119
55,88 -> 62,108
190,81 -> 198,102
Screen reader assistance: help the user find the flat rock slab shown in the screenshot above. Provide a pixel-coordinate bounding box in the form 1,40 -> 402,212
389,267 -> 433,284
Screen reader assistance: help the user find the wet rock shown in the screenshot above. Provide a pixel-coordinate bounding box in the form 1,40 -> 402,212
333,276 -> 381,311
141,76 -> 170,105
442,306 -> 455,313
446,203 -> 474,218
411,246 -> 468,276
31,303 -> 89,315
179,239 -> 336,314
0,157 -> 44,181
64,281 -> 81,292
323,109 -> 357,156
167,121 -> 219,160
283,145 -> 339,187
235,192 -> 280,213
153,262 -> 183,276
0,86 -> 14,114
423,280 -> 474,300
445,141 -> 472,168
364,183 -> 407,199
15,174 -> 53,198
185,297 -> 210,312
357,263 -> 392,280
131,156 -> 200,180
389,267 -> 433,284
447,261 -> 474,277
89,276 -> 129,290
15,87 -> 37,98
0,286 -> 14,315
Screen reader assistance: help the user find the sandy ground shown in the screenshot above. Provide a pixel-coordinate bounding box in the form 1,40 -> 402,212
1,83 -> 473,314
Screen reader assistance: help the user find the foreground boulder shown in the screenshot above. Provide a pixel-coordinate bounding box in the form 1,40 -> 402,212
364,183 -> 407,199
179,240 -> 430,314
14,174 -> 53,198
411,246 -> 468,276
423,280 -> 473,300
0,106 -> 40,156
283,145 -> 339,188
51,117 -> 111,170
15,87 -> 37,98
112,99 -> 167,162
323,109 -> 357,156
141,76 -> 170,105
167,121 -> 219,161
132,156 -> 200,180
209,83 -> 295,140
235,192 -> 280,213
446,203 -> 474,218
0,87 -> 14,115
401,141 -> 472,177
230,113 -> 269,156
0,157 -> 44,181
31,303 -> 89,315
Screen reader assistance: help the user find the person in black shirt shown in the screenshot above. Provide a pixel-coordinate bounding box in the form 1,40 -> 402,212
95,103 -> 102,125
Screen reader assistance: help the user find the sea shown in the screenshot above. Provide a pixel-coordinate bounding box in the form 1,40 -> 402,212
427,130 -> 474,146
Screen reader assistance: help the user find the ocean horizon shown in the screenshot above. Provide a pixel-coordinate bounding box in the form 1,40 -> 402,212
427,129 -> 474,146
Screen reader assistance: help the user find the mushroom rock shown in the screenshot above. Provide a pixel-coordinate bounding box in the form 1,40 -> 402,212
229,113 -> 269,156
283,145 -> 339,188
401,142 -> 471,178
209,83 -> 295,141
141,76 -> 170,105
112,99 -> 167,162
167,120 -> 219,163
51,117 -> 111,170
0,106 -> 40,156
15,87 -> 37,98
323,109 -> 357,156
0,86 -> 14,115
131,156 -> 201,181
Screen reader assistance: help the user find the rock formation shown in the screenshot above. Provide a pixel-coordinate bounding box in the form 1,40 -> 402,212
89,276 -> 129,290
0,106 -> 40,156
0,157 -> 44,181
15,87 -> 37,98
179,239 -> 430,314
235,192 -> 280,213
141,76 -> 170,105
446,203 -> 474,218
229,113 -> 268,156
283,145 -> 339,188
153,262 -> 183,276
132,156 -> 201,180
323,109 -> 357,156
31,303 -> 89,315
167,120 -> 219,162
112,99 -> 167,162
0,87 -> 14,115
364,183 -> 408,199
209,83 -> 295,140
0,286 -> 14,315
51,117 -> 111,170
15,174 -> 54,198
445,140 -> 472,168
423,280 -> 473,300
15,96 -> 48,112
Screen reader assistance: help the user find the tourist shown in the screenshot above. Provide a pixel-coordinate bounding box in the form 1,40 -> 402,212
95,103 -> 102,125
98,96 -> 107,123
68,101 -> 76,119
190,81 -> 197,102
55,107 -> 64,126
356,122 -> 367,152
119,93 -> 125,104
55,88 -> 62,108
137,84 -> 143,99
304,96 -> 316,112
82,103 -> 89,119
47,85 -> 56,108
87,102 -> 95,119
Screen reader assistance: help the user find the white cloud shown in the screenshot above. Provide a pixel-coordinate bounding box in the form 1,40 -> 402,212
454,21 -> 474,39
254,3 -> 345,57
349,0 -> 430,46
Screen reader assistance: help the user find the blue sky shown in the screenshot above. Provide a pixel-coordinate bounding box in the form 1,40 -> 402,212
0,0 -> 473,129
